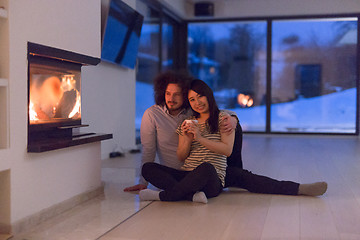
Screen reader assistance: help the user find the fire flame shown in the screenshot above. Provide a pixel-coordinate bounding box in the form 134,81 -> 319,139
68,90 -> 81,118
62,74 -> 81,119
29,101 -> 38,121
29,74 -> 81,122
237,93 -> 254,108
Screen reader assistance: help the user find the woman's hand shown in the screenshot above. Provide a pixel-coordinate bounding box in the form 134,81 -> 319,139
186,121 -> 202,141
180,121 -> 194,141
177,120 -> 195,161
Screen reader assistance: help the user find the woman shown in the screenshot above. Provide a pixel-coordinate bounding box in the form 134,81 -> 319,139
139,79 -> 234,203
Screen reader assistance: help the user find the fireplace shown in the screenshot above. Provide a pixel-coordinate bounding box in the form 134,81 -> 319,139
29,53 -> 82,126
27,42 -> 112,152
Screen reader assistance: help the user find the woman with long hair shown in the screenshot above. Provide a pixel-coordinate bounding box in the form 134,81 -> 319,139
139,79 -> 234,203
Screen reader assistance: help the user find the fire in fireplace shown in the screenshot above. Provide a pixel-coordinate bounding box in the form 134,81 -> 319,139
29,56 -> 82,124
27,42 -> 112,152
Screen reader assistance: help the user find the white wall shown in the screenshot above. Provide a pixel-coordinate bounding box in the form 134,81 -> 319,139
7,0 -> 103,223
82,62 -> 136,159
160,0 -> 189,18
82,0 -> 137,160
183,0 -> 360,19
217,0 -> 360,18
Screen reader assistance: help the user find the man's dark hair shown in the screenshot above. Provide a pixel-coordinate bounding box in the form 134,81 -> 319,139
189,79 -> 220,133
153,70 -> 193,108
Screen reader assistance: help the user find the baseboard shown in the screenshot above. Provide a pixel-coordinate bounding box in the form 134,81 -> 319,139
0,224 -> 11,235
11,184 -> 104,235
0,234 -> 12,240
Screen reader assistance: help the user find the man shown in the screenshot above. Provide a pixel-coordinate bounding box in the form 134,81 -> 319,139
124,70 -> 237,191
124,71 -> 327,197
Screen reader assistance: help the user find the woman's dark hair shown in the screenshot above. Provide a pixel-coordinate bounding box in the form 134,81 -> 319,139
153,70 -> 193,109
189,79 -> 220,133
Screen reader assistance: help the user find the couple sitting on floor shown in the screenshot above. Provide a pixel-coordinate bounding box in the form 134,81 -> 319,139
124,71 -> 327,203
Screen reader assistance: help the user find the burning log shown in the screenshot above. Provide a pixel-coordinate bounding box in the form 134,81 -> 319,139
54,89 -> 78,119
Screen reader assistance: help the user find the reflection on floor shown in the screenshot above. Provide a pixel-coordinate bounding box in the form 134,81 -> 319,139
11,135 -> 360,239
11,152 -> 150,240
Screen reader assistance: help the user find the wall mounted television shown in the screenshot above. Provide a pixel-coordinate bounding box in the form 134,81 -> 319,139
101,0 -> 144,69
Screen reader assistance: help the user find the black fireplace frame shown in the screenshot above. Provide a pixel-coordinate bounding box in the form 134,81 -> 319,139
27,42 -> 112,152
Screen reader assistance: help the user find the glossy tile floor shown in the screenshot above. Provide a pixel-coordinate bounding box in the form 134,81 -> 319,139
11,152 -> 150,240
11,135 -> 360,240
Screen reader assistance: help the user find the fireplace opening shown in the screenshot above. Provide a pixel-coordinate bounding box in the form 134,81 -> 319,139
29,56 -> 82,125
27,42 -> 112,152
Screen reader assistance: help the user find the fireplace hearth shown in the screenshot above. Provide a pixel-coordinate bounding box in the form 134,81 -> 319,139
27,42 -> 112,152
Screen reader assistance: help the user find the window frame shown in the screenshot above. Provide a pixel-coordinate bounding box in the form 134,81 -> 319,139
138,0 -> 186,71
135,0 -> 186,143
185,13 -> 360,136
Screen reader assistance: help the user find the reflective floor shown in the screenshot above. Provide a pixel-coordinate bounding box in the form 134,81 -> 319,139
11,152 -> 150,240
10,134 -> 360,240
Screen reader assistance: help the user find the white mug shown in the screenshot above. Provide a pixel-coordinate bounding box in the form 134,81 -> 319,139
185,119 -> 198,125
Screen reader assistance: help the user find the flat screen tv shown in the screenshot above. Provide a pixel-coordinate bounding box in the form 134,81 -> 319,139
101,0 -> 144,69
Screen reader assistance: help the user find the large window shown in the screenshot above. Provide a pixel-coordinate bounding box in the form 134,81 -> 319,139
135,1 -> 182,142
271,18 -> 357,133
188,21 -> 267,131
162,15 -> 176,71
135,2 -> 159,140
188,16 -> 358,134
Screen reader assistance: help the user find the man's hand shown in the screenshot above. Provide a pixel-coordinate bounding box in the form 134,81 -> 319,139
123,184 -> 147,192
220,115 -> 237,134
